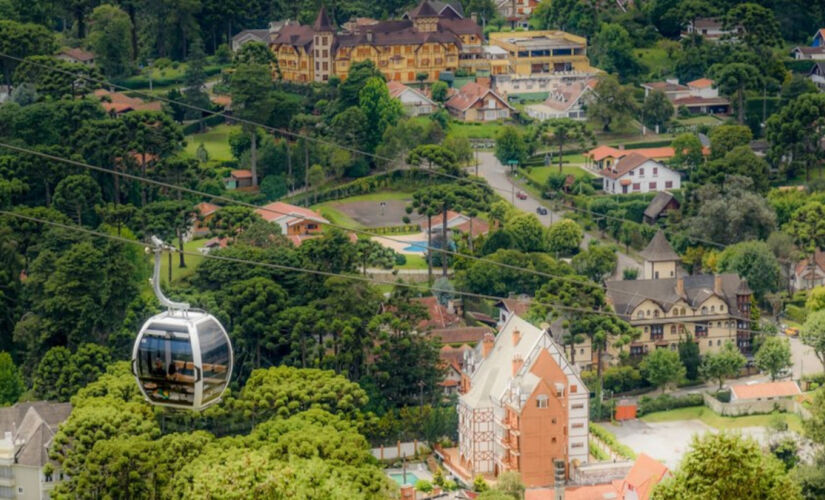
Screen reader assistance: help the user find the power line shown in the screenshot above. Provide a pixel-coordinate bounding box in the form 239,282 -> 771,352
0,209 -> 763,335
0,141 -> 647,299
2,51 -> 744,254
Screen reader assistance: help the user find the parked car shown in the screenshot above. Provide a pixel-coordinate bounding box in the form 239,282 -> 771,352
516,191 -> 527,200
536,207 -> 548,215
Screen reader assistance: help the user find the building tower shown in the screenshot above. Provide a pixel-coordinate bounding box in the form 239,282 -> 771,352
411,0 -> 440,32
312,7 -> 334,82
640,230 -> 680,280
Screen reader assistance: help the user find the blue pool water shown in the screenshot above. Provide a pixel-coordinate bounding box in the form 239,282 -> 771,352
402,240 -> 428,253
389,472 -> 420,485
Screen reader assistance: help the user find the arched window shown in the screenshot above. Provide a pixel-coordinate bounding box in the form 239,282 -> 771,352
670,326 -> 676,335
710,305 -> 715,313
701,306 -> 708,315
637,311 -> 644,319
681,307 -> 686,315
720,305 -> 725,312
654,310 -> 660,318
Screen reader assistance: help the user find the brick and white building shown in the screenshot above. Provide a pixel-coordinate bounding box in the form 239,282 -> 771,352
450,315 -> 588,487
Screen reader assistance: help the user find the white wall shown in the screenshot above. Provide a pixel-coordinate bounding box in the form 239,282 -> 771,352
603,161 -> 681,195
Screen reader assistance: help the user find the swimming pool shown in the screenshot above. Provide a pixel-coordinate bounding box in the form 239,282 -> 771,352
401,240 -> 428,253
389,472 -> 419,485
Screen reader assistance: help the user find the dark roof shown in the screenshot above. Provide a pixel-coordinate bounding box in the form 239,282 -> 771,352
644,192 -> 678,220
0,402 -> 72,468
430,326 -> 491,344
313,7 -> 333,31
334,20 -> 463,49
432,0 -> 464,17
602,152 -> 652,180
810,62 -> 825,76
231,29 -> 270,43
410,0 -> 440,18
606,273 -> 749,317
439,17 -> 482,36
640,230 -> 680,262
271,24 -> 315,48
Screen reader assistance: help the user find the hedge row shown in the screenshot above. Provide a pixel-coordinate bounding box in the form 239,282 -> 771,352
114,66 -> 223,89
589,441 -> 609,461
369,224 -> 421,235
636,393 -> 704,416
589,422 -> 637,460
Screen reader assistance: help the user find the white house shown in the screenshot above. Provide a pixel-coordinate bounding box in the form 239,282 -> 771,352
682,18 -> 741,40
525,79 -> 594,121
792,46 -> 825,60
231,29 -> 271,51
602,153 -> 681,195
810,63 -> 825,91
387,81 -> 436,116
791,249 -> 825,291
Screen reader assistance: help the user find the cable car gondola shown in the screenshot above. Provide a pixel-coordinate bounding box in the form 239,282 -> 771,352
131,237 -> 233,411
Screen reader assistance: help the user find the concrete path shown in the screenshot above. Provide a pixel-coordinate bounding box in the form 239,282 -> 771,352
474,152 -> 641,278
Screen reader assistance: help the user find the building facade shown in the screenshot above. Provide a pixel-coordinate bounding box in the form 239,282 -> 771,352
525,79 -> 594,121
270,2 -> 482,84
488,31 -> 591,76
0,402 -> 73,500
455,315 -> 588,487
601,153 -> 681,195
387,81 -> 436,116
445,82 -> 513,121
606,231 -> 754,357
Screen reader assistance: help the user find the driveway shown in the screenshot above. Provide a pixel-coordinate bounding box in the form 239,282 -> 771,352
605,419 -> 711,469
475,152 -> 641,278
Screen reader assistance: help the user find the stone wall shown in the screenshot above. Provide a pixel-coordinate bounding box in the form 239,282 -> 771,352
703,393 -> 809,418
570,460 -> 633,485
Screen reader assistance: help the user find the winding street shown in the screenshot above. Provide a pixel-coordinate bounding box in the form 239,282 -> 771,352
474,151 -> 642,278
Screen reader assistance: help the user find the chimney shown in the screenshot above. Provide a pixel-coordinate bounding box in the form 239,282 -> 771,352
512,354 -> 524,375
618,144 -> 625,150
676,277 -> 684,296
400,485 -> 415,500
513,328 -> 521,346
482,332 -> 495,358
714,274 -> 723,295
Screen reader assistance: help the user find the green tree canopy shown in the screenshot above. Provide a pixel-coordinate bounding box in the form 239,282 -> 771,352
754,336 -> 792,381
639,348 -> 686,393
88,4 -> 134,78
642,90 -> 674,132
588,76 -> 638,132
717,240 -> 780,299
495,126 -> 528,166
0,351 -> 24,405
546,219 -> 584,256
590,23 -> 645,81
802,310 -> 825,371
699,341 -> 746,389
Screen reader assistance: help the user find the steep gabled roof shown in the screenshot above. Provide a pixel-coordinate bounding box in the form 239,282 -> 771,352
640,230 -> 680,262
602,152 -> 655,180
643,191 -> 678,220
621,453 -> 670,500
445,82 -> 514,112
313,6 -> 334,31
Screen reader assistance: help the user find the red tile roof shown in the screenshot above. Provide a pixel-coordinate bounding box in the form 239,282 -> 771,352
621,453 -> 670,500
631,147 -> 675,159
231,169 -> 253,179
795,248 -> 825,275
730,381 -> 801,400
496,298 -> 530,317
254,201 -> 329,225
196,202 -> 220,217
687,78 -> 714,89
587,145 -> 623,162
94,89 -> 162,113
603,152 -> 654,180
414,296 -> 461,330
59,47 -> 95,62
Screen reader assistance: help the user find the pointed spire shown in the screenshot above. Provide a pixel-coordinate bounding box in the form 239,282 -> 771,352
313,6 -> 333,32
640,230 -> 680,263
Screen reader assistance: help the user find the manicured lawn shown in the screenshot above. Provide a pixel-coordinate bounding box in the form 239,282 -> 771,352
159,238 -> 207,285
325,191 -> 414,203
448,121 -> 512,139
397,254 -> 428,270
641,406 -> 804,434
675,115 -> 724,126
183,124 -> 239,163
315,205 -> 363,229
526,165 -> 594,185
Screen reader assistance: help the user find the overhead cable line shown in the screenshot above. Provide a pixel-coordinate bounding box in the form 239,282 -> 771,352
0,209 -> 763,334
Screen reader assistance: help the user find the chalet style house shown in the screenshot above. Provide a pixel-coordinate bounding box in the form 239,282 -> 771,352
254,201 -> 329,246
601,153 -> 681,195
791,249 -> 825,291
606,231 -> 754,357
270,2 -> 482,84
445,82 -> 513,121
444,315 -> 589,487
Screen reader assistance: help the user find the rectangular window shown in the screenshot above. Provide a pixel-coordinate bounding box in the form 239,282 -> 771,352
572,403 -> 584,409
537,397 -> 548,408
632,183 -> 640,191
639,168 -> 644,176
570,385 -> 577,393
653,167 -> 658,176
649,182 -> 657,190
572,422 -> 584,428
651,324 -> 664,341
665,181 -> 673,188
322,50 -> 328,58
322,62 -> 328,71
322,36 -> 328,44
571,442 -> 584,448
630,345 -> 645,356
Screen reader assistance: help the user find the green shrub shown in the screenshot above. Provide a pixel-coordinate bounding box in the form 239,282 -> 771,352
785,304 -> 807,323
589,423 -> 636,459
714,390 -> 731,403
589,441 -> 609,461
637,393 -> 704,416
415,479 -> 432,492
602,365 -> 649,394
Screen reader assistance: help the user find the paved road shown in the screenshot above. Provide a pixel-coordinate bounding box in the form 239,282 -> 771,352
789,335 -> 822,379
475,152 -> 641,278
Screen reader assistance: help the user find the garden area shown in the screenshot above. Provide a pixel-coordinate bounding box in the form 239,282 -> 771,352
183,124 -> 238,165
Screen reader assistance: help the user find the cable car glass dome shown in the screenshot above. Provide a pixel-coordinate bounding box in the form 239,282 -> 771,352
132,237 -> 233,411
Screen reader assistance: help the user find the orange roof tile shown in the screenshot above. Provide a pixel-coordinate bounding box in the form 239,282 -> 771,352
231,169 -> 253,179
621,453 -> 670,500
730,381 -> 801,400
630,146 -> 675,159
687,78 -> 714,89
587,145 -> 623,161
254,201 -> 328,224
196,202 -> 220,217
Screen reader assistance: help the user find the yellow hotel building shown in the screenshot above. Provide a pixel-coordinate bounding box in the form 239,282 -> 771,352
488,31 -> 593,75
270,1 -> 482,84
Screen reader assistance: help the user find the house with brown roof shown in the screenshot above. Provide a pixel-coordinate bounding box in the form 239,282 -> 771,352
792,46 -> 825,60
445,81 -> 513,121
254,201 -> 329,244
387,80 -> 436,116
57,47 -> 95,66
791,249 -> 825,291
0,402 -> 73,499
93,89 -> 162,115
193,202 -> 220,237
643,191 -> 680,224
425,210 -> 490,236
640,80 -> 691,100
606,231 -> 754,357
525,79 -> 594,121
601,153 -> 680,195
225,169 -> 254,190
